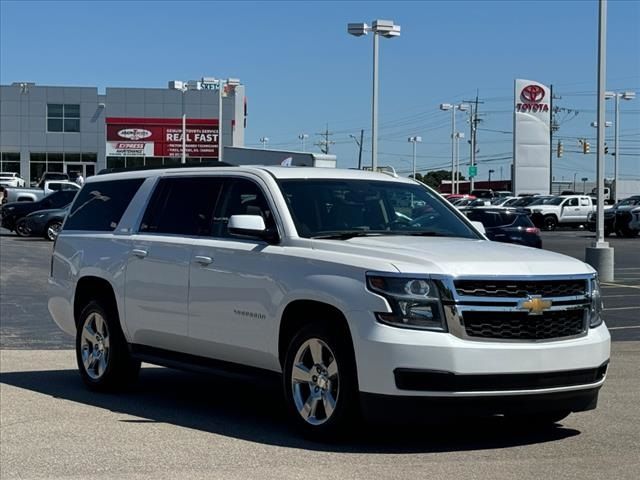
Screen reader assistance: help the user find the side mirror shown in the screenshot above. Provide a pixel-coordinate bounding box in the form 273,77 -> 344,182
471,221 -> 486,235
228,215 -> 278,243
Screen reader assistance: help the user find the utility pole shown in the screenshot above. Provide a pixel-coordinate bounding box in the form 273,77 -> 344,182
549,86 -> 562,194
350,130 -> 365,169
463,93 -> 484,191
315,124 -> 335,154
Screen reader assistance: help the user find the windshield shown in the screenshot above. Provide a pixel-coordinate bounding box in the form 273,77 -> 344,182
528,196 -> 556,206
617,198 -> 640,207
546,197 -> 566,205
278,179 -> 480,239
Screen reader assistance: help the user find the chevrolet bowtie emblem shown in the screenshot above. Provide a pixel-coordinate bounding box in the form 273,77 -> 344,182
520,296 -> 552,315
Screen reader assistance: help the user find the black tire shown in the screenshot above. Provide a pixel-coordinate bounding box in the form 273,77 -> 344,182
75,300 -> 140,391
543,215 -> 557,231
283,323 -> 359,441
506,410 -> 571,428
43,220 -> 63,241
15,219 -> 30,237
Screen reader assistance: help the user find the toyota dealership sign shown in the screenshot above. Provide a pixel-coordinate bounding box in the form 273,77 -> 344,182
513,79 -> 551,195
106,117 -> 219,158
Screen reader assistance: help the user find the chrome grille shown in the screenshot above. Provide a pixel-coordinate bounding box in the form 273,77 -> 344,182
454,280 -> 586,298
463,310 -> 585,340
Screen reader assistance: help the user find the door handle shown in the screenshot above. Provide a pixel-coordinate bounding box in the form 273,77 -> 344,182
194,255 -> 213,266
131,249 -> 148,258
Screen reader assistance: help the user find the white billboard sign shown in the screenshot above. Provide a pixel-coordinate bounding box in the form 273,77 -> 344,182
106,141 -> 154,157
513,79 -> 551,195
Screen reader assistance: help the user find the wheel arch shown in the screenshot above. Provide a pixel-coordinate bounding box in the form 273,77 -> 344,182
278,300 -> 356,369
74,276 -> 121,329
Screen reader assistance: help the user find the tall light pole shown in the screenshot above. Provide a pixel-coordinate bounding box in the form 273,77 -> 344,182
454,132 -> 465,193
605,91 -> 635,201
348,20 -> 401,171
298,133 -> 309,152
260,137 -> 269,150
407,136 -> 422,179
169,81 -> 189,164
440,103 -> 468,194
586,0 -> 614,282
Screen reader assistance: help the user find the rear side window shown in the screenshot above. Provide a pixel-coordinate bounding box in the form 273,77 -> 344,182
64,178 -> 144,231
140,177 -> 223,236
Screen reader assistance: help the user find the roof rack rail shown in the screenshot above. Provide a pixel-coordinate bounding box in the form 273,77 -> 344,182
362,165 -> 398,178
97,161 -> 233,175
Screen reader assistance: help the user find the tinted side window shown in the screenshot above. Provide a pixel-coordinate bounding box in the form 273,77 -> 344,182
213,178 -> 276,238
50,190 -> 78,209
64,179 -> 144,231
140,177 -> 223,236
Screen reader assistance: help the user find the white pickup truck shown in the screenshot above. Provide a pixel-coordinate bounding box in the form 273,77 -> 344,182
529,195 -> 595,231
2,180 -> 80,203
48,167 -> 609,439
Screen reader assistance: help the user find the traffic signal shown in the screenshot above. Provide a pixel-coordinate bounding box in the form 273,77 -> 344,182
604,144 -> 609,154
583,141 -> 590,154
557,141 -> 564,158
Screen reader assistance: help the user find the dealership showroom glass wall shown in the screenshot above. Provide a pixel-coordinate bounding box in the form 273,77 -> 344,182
0,80 -> 245,185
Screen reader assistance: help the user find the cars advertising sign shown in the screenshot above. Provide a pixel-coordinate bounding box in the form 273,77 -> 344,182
513,79 -> 551,195
105,117 -> 219,158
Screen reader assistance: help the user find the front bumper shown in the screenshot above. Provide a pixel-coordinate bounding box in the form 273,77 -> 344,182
360,387 -> 601,422
348,310 -> 611,398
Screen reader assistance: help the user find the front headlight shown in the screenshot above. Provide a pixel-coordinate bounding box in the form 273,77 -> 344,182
366,275 -> 446,331
589,277 -> 603,328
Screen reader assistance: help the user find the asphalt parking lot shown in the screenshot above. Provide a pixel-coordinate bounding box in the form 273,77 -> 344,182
1,228 -> 639,479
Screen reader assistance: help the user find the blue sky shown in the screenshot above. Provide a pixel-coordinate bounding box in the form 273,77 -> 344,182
1,0 -> 639,182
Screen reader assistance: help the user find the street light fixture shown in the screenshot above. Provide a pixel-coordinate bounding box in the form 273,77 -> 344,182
439,103 -> 468,194
605,90 -> 635,201
348,19 -> 401,171
407,136 -> 422,179
260,137 -> 269,150
298,133 -> 309,152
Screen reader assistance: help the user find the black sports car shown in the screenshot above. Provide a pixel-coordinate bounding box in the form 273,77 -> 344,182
0,190 -> 77,232
16,205 -> 70,241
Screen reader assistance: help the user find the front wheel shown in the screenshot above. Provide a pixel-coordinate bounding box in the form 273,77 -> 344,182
283,324 -> 359,440
15,219 -> 30,237
543,215 -> 557,231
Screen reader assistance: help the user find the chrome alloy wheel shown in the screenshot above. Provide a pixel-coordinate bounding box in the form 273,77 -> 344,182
46,221 -> 62,241
80,312 -> 110,380
291,338 -> 339,426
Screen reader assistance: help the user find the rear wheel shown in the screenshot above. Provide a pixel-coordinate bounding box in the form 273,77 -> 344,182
44,220 -> 62,241
283,323 -> 359,440
76,300 -> 140,391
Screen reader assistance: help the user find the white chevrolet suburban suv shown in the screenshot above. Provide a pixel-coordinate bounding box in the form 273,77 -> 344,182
49,166 -> 610,439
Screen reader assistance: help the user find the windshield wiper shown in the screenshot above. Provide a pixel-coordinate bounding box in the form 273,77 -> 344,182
311,230 -> 397,240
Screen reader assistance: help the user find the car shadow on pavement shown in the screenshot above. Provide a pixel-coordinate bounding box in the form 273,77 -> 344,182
0,366 -> 580,453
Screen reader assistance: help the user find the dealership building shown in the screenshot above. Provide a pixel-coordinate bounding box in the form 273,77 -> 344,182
0,79 -> 246,184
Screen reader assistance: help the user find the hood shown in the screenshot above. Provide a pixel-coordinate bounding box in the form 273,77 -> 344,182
312,236 -> 593,277
25,207 -> 68,218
